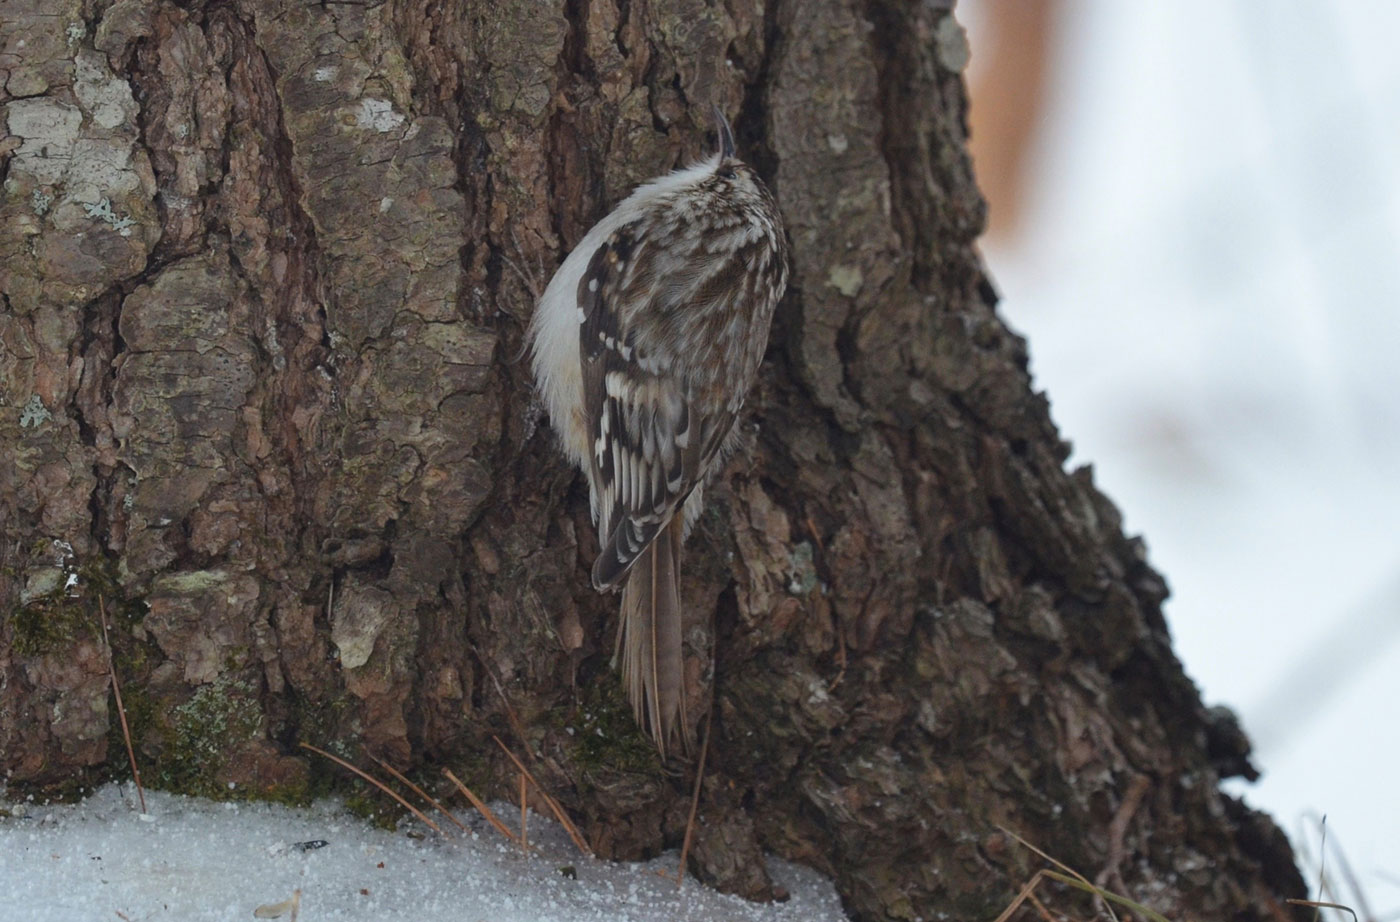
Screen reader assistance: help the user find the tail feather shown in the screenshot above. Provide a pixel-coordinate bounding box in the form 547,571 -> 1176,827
616,516 -> 689,757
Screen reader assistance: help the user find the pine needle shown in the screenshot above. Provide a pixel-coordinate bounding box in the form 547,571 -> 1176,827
677,709 -> 713,890
491,736 -> 592,857
99,595 -> 145,814
298,742 -> 447,838
1025,889 -> 1059,922
442,768 -> 520,846
520,771 -> 529,854
991,869 -> 1051,922
1286,900 -> 1359,922
368,754 -> 467,833
997,825 -> 1175,922
1040,870 -> 1173,922
999,824 -> 1117,919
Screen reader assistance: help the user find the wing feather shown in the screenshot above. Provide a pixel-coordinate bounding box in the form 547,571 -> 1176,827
579,222 -> 731,590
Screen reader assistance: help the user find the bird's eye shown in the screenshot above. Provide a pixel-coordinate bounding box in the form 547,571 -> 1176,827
717,165 -> 736,180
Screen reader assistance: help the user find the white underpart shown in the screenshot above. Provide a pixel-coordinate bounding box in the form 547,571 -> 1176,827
529,154 -> 721,524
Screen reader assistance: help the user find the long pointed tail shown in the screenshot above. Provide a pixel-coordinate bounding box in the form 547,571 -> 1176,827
616,516 -> 688,757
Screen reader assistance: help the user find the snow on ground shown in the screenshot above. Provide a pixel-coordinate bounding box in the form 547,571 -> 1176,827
0,784 -> 849,922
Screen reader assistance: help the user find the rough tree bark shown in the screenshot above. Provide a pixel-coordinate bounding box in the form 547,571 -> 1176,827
1,1 -> 1305,918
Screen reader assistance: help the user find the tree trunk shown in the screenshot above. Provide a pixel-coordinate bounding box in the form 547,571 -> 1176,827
1,1 -> 1305,918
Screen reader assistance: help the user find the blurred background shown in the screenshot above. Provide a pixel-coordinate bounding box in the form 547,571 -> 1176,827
960,1 -> 1400,914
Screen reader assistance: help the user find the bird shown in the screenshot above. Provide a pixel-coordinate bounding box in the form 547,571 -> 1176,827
528,107 -> 789,757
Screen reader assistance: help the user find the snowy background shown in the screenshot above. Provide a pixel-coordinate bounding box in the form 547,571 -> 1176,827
963,0 -> 1400,912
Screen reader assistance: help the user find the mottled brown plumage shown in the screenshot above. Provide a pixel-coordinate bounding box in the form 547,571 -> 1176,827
529,109 -> 788,756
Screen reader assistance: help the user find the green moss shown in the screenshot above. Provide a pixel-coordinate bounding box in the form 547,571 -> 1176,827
9,596 -> 91,656
288,691 -> 355,754
78,557 -> 146,627
112,640 -> 151,680
1,553 -> 318,810
154,678 -> 263,799
341,789 -> 401,831
8,554 -> 145,657
10,603 -> 78,655
258,773 -> 313,809
563,673 -> 660,779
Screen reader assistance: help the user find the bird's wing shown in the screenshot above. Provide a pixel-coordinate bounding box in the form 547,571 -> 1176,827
578,221 -> 733,591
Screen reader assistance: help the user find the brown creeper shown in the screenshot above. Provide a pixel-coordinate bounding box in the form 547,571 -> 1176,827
529,108 -> 789,757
